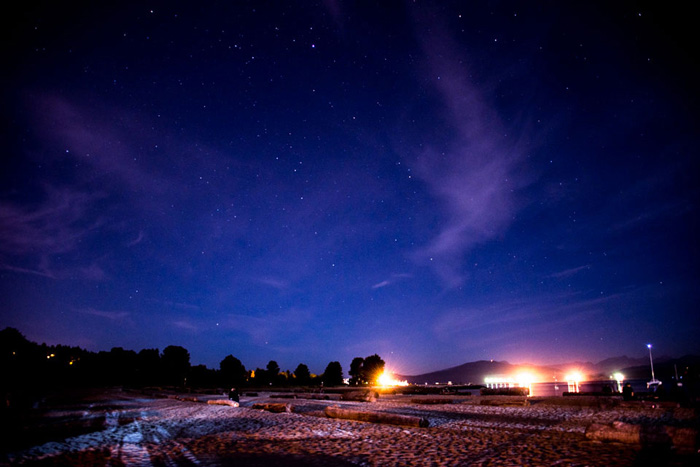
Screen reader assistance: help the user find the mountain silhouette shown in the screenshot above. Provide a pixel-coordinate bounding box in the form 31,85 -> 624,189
400,355 -> 699,385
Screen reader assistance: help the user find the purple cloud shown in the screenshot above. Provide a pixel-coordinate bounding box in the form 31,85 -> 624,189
222,307 -> 313,342
0,185 -> 105,278
547,265 -> 592,279
371,273 -> 412,289
127,231 -> 145,247
431,292 -> 626,363
0,186 -> 99,256
256,277 -> 290,290
77,307 -> 131,321
405,22 -> 531,287
32,95 -> 170,196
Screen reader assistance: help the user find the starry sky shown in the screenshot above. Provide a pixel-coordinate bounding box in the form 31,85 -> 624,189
2,1 -> 698,376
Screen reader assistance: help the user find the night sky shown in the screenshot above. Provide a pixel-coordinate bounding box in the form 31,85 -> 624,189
2,1 -> 698,376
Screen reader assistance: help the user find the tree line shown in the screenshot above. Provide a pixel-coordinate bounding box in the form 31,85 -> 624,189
1,327 -> 385,403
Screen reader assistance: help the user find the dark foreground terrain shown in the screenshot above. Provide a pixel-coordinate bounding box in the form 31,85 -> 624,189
1,389 -> 698,466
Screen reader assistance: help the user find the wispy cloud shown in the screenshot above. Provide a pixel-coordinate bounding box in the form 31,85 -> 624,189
432,292 -> 625,348
0,186 -> 105,278
33,95 -> 170,196
256,277 -> 290,290
0,263 -> 56,279
408,22 -> 531,287
77,307 -> 130,321
221,307 -> 313,342
172,320 -> 200,331
170,302 -> 201,311
371,273 -> 412,289
127,231 -> 145,247
0,186 -> 101,257
548,265 -> 591,279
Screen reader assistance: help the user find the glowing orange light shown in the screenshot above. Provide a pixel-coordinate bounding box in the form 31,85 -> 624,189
565,372 -> 582,382
484,371 -> 539,395
516,372 -> 534,386
565,372 -> 583,393
376,371 -> 409,387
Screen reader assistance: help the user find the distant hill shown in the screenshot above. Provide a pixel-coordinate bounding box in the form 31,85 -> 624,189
398,360 -> 561,385
591,355 -> 670,375
400,355 -> 700,386
616,354 -> 700,382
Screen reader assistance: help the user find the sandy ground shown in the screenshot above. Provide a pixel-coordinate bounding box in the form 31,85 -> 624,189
1,389 -> 698,466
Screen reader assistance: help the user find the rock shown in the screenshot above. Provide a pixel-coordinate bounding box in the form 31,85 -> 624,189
324,405 -> 429,427
585,421 -> 698,451
479,397 -> 529,407
340,390 -> 378,402
251,402 -> 293,413
177,396 -> 201,403
207,399 -> 239,407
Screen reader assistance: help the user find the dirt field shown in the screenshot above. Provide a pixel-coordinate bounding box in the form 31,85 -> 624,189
1,389 -> 698,466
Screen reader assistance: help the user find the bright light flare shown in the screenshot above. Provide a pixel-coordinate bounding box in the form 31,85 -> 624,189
376,371 -> 408,387
516,372 -> 535,396
565,372 -> 582,382
565,371 -> 583,393
612,372 -> 625,392
516,372 -> 534,386
484,371 -> 539,396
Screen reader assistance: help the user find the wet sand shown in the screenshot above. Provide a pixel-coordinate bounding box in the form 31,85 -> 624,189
2,389 -> 698,466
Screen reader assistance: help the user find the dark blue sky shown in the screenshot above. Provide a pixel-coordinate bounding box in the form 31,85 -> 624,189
2,1 -> 698,376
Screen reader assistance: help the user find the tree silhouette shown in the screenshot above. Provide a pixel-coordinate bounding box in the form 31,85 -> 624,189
293,363 -> 311,386
252,367 -> 268,386
220,355 -> 247,387
189,364 -> 217,387
161,345 -> 190,386
348,354 -> 385,385
349,357 -> 364,386
266,360 -> 280,375
361,354 -> 385,385
266,360 -> 281,386
136,348 -> 160,386
322,361 -> 344,386
99,348 -> 130,384
0,327 -> 398,395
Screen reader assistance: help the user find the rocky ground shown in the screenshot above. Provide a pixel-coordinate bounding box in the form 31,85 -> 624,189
1,389 -> 698,466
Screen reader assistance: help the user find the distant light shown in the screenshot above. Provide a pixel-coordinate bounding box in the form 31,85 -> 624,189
612,372 -> 624,392
484,373 -> 536,394
377,371 -> 408,387
565,372 -> 583,393
647,344 -> 652,348
516,372 -> 534,386
565,372 -> 582,382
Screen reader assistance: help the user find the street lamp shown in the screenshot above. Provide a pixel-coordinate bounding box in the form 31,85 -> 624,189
646,344 -> 661,389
